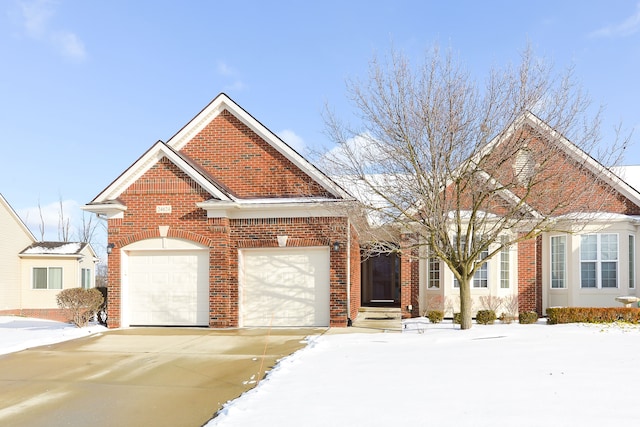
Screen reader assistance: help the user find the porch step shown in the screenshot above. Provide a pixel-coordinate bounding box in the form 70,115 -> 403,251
352,307 -> 402,331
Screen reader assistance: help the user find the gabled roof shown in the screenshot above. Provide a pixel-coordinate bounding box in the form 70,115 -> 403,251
167,93 -> 351,200
19,241 -> 95,258
84,141 -> 235,213
0,193 -> 37,242
476,111 -> 640,210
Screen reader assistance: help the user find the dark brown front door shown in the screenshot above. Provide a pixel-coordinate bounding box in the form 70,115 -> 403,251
361,253 -> 400,306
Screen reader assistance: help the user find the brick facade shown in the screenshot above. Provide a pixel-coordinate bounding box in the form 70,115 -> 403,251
96,95 -> 357,329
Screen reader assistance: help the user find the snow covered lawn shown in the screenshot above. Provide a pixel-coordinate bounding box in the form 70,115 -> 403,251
0,316 -> 106,355
209,319 -> 640,426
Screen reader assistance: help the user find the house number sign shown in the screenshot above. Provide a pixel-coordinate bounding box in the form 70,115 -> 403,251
156,205 -> 172,214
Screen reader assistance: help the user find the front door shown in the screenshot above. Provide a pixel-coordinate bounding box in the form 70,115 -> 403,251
361,253 -> 400,306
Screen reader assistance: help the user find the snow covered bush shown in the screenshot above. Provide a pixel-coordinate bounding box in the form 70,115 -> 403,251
519,311 -> 539,324
56,288 -> 104,327
426,310 -> 444,323
476,310 -> 496,325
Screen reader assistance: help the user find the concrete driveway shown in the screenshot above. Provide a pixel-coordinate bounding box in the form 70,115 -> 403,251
0,327 -> 324,427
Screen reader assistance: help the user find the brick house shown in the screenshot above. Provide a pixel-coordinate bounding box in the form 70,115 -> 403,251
398,113 -> 640,318
83,94 -> 360,328
84,95 -> 640,329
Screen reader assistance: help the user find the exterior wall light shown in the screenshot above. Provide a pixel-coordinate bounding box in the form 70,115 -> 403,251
107,243 -> 115,254
332,241 -> 341,252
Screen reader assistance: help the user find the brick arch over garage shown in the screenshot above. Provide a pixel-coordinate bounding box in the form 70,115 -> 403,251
114,228 -> 214,249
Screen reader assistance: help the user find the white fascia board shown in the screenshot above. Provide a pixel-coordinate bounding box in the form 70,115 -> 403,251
18,253 -> 84,259
196,199 -> 348,219
80,202 -> 127,219
90,142 -> 231,204
167,93 -> 352,200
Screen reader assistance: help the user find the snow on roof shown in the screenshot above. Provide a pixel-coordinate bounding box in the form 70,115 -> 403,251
20,242 -> 86,255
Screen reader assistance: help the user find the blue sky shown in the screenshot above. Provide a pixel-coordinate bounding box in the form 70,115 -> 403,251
1,0 -> 639,246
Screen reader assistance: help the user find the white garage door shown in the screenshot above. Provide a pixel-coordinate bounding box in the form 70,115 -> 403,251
128,250 -> 209,326
241,247 -> 330,327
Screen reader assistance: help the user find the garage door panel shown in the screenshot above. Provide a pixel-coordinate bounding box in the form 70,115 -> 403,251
241,248 -> 330,327
128,251 -> 209,326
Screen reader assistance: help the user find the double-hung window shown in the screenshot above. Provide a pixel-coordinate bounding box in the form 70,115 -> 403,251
551,235 -> 566,289
580,234 -> 618,289
81,268 -> 92,289
629,235 -> 635,289
33,267 -> 63,290
500,237 -> 509,288
453,246 -> 488,288
428,257 -> 440,288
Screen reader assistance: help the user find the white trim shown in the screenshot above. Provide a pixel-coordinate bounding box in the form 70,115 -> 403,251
550,234 -> 567,289
196,199 -> 349,219
166,93 -> 352,200
87,141 -> 232,205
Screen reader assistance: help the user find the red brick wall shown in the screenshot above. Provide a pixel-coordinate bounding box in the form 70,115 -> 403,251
349,224 -> 361,322
179,110 -> 335,199
105,157 -> 352,328
0,309 -> 71,323
518,235 -> 539,314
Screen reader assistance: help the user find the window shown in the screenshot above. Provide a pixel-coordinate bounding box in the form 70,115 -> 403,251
81,268 -> 91,289
33,267 -> 63,290
551,235 -> 566,289
428,257 -> 440,288
500,237 -> 509,289
453,248 -> 488,288
630,236 -> 636,289
580,234 -> 618,289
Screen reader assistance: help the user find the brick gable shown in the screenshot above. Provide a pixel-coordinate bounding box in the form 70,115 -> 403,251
179,110 -> 334,199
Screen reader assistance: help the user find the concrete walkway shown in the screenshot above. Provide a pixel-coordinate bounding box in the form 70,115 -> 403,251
0,327 -> 324,427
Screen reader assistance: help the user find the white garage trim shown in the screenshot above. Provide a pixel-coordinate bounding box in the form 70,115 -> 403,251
239,247 -> 330,327
120,238 -> 209,327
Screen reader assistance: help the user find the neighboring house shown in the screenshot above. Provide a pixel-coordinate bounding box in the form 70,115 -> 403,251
83,93 -> 359,328
0,194 -> 98,322
395,113 -> 640,318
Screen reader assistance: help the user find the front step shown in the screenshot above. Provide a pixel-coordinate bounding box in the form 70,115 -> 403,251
352,307 -> 402,331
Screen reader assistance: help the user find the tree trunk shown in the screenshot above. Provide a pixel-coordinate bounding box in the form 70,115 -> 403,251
459,277 -> 473,330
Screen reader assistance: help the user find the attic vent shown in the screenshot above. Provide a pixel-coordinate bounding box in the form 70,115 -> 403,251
514,149 -> 535,185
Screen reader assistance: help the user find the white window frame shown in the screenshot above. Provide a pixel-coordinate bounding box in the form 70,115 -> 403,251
580,233 -> 618,289
81,268 -> 92,289
428,257 -> 440,289
453,247 -> 488,289
500,237 -> 509,289
32,267 -> 63,290
629,235 -> 635,289
550,235 -> 566,289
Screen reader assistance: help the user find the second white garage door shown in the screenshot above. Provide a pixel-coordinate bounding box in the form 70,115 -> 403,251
240,247 -> 330,327
127,250 -> 209,326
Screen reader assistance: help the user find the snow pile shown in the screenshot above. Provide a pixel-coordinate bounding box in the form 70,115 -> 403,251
209,319 -> 640,426
0,316 -> 105,355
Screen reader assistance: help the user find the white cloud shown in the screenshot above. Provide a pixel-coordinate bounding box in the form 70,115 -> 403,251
216,60 -> 247,92
51,30 -> 86,59
17,0 -> 87,60
277,129 -> 306,154
590,2 -> 640,38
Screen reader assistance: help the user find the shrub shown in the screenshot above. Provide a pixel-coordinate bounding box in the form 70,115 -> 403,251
476,310 -> 496,325
546,307 -> 640,325
499,313 -> 517,324
519,311 -> 538,324
453,312 -> 461,324
426,310 -> 444,324
56,288 -> 104,327
479,295 -> 503,312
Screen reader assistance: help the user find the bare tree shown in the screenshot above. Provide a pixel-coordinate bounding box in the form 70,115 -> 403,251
37,198 -> 46,241
322,45 -> 629,329
57,196 -> 71,242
